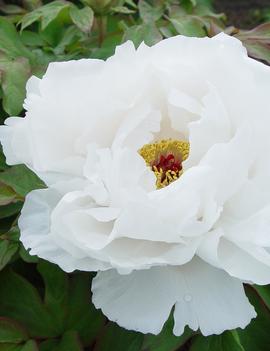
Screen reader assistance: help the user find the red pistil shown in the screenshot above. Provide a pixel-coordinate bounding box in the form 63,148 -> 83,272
152,153 -> 182,182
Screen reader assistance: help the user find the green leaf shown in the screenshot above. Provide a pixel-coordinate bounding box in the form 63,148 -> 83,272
0,150 -> 9,171
55,331 -> 83,351
53,26 -> 83,55
235,23 -> 270,64
39,340 -> 58,351
94,323 -> 143,351
0,5 -> 26,15
190,331 -> 245,351
65,273 -> 105,346
0,202 -> 22,219
0,340 -> 38,351
142,317 -> 193,351
38,331 -> 83,351
0,269 -> 58,338
0,240 -> 19,270
0,55 -> 31,115
4,227 -> 20,242
0,17 -> 33,60
0,185 -> 17,206
124,0 -> 137,8
237,286 -> 270,351
69,6 -> 94,34
111,6 -> 135,14
19,246 -> 39,264
20,31 -> 45,47
254,285 -> 270,310
20,341 -> 38,351
0,165 -> 46,197
23,0 -> 42,11
19,0 -> 70,31
0,318 -> 28,343
39,15 -> 67,47
170,16 -> 206,37
138,0 -> 163,23
123,23 -> 162,47
37,261 -> 69,334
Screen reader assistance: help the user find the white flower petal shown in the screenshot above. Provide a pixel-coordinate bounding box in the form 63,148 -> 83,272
218,238 -> 270,285
200,124 -> 254,204
185,84 -> 231,167
0,117 -> 32,165
112,104 -> 161,151
19,184 -> 110,273
168,89 -> 202,137
173,257 -> 256,336
92,257 -> 256,335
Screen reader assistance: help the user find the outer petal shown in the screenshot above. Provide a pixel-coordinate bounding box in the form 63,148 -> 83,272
19,183 -> 110,273
218,238 -> 270,285
92,257 -> 256,335
50,188 -> 199,271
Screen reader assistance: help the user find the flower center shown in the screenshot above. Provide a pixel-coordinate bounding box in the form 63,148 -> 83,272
139,139 -> 190,189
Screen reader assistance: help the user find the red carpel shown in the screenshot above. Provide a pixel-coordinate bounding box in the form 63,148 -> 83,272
152,153 -> 182,181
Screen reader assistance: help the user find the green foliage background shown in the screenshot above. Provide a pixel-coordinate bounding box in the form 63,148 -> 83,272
0,0 -> 270,350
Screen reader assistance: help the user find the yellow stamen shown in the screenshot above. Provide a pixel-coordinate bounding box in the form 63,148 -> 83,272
139,139 -> 190,189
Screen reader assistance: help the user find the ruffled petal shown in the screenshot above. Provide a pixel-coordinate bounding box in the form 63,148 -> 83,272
92,257 -> 256,335
218,238 -> 270,285
19,183 -> 110,273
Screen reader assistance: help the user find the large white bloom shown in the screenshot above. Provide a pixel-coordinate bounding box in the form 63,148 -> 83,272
2,32 -> 270,336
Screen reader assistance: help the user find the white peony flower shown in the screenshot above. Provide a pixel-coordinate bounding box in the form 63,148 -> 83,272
3,32 -> 270,336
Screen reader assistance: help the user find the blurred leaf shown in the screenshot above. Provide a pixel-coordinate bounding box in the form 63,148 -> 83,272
0,165 -> 46,197
123,23 -> 162,47
0,5 -> 26,15
138,0 -> 163,23
55,330 -> 83,351
19,0 -> 70,31
124,0 -> 137,8
0,150 -> 9,171
111,6 -> 135,14
180,0 -> 197,12
38,331 -> 82,351
235,23 -> 270,64
5,227 -> 20,242
0,55 -> 31,115
20,31 -> 45,46
0,185 -> 17,206
0,340 -> 38,351
170,16 -> 206,37
39,340 -> 59,351
94,323 -> 143,351
0,318 -> 28,343
53,26 -> 83,55
192,0 -> 217,16
142,317 -> 193,351
0,269 -> 58,338
190,331 -> 245,351
37,261 -> 69,334
0,240 -> 19,270
254,285 -> 270,310
0,263 -> 104,346
159,26 -> 173,38
19,246 -> 39,264
20,341 -> 38,351
69,6 -> 94,34
236,286 -> 270,351
23,0 -> 42,11
40,15 -> 67,47
65,273 -> 105,346
0,17 -> 33,60
0,202 -> 22,219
